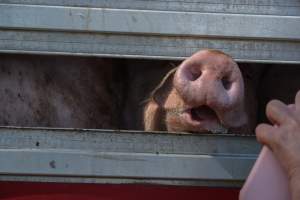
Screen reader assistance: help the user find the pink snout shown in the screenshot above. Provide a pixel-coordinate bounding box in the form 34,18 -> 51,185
173,50 -> 247,132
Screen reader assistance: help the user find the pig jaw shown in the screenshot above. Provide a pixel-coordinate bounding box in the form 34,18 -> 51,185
166,107 -> 230,134
163,88 -> 248,134
165,104 -> 248,134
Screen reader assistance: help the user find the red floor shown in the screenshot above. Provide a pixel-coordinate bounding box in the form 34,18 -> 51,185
0,181 -> 240,200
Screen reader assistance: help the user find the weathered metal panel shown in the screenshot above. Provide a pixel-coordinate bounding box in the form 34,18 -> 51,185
1,30 -> 299,64
0,127 -> 260,154
1,0 -> 300,16
0,2 -> 299,63
0,149 -> 255,181
0,4 -> 299,40
0,127 -> 260,187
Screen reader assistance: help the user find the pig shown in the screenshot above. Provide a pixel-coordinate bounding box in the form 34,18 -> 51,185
0,54 -> 124,129
144,49 -> 259,134
121,59 -> 177,130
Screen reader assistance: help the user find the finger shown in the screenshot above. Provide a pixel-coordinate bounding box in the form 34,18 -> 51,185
288,104 -> 296,115
286,104 -> 300,127
266,100 -> 292,126
256,123 -> 277,149
295,90 -> 300,112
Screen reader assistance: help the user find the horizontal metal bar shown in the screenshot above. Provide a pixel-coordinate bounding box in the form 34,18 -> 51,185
0,149 -> 255,181
0,127 -> 259,186
0,4 -> 299,40
1,30 -> 300,63
0,127 -> 260,155
2,0 -> 300,16
2,50 -> 300,64
0,175 -> 243,187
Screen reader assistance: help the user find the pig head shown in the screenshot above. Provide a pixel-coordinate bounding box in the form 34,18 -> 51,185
144,49 -> 250,134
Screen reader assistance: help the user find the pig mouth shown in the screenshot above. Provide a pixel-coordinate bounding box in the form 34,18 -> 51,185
189,106 -> 218,122
181,105 -> 227,133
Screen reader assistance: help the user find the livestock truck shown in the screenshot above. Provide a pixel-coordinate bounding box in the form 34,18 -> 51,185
0,0 -> 299,199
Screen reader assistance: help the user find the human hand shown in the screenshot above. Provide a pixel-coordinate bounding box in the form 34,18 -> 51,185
256,91 -> 300,200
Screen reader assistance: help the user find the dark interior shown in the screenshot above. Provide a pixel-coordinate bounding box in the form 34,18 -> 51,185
0,53 -> 299,133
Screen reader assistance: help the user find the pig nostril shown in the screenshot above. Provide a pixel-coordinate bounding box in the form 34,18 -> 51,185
221,77 -> 232,90
191,71 -> 201,81
187,69 -> 202,81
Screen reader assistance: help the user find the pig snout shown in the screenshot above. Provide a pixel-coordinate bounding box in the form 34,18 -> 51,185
173,50 -> 248,132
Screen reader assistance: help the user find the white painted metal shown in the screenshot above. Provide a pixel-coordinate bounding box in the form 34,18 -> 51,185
0,4 -> 299,40
0,1 -> 299,63
1,30 -> 299,63
0,127 -> 259,186
2,0 -> 300,16
0,149 -> 254,181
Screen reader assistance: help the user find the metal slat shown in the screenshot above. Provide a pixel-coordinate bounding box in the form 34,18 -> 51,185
1,30 -> 299,64
0,4 -> 299,40
0,128 -> 260,154
0,150 -> 254,182
2,0 -> 300,16
0,127 -> 260,187
0,2 -> 299,63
